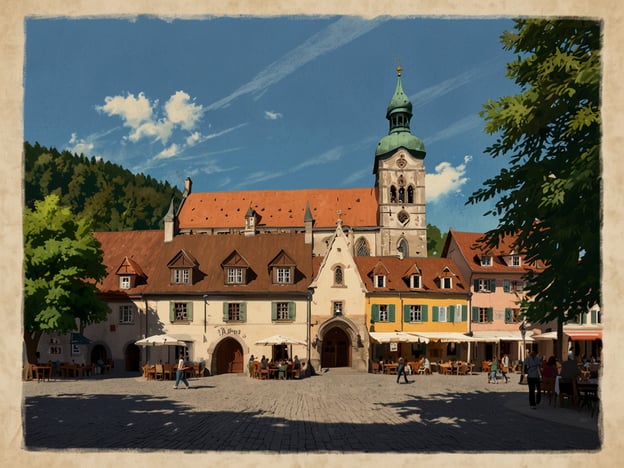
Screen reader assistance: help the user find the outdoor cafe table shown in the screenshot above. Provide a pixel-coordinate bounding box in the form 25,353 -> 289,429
384,363 -> 398,375
577,379 -> 599,411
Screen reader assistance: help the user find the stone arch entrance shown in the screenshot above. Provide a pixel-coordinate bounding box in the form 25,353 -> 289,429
125,343 -> 141,372
321,326 -> 351,368
90,344 -> 108,364
213,337 -> 244,375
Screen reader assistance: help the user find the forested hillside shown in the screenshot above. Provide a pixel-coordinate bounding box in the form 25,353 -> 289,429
24,141 -> 182,231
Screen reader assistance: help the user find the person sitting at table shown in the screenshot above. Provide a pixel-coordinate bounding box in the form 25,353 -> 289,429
293,355 -> 301,370
541,356 -> 557,378
260,355 -> 268,370
560,352 -> 580,381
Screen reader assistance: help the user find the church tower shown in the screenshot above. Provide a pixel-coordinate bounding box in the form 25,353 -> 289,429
374,67 -> 427,257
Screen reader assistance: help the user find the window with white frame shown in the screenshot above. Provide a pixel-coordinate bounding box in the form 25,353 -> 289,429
375,275 -> 386,288
476,279 -> 495,292
119,276 -> 131,289
478,307 -> 489,323
227,303 -> 241,321
410,275 -> 421,289
511,255 -> 521,267
334,266 -> 344,286
441,277 -> 452,289
512,280 -> 524,292
275,267 -> 292,284
438,306 -> 447,322
171,268 -> 190,284
480,255 -> 492,266
227,267 -> 244,284
379,304 -> 389,322
174,302 -> 189,321
455,305 -> 463,322
120,304 -> 134,324
276,302 -> 290,320
409,305 -> 422,322
332,301 -> 344,316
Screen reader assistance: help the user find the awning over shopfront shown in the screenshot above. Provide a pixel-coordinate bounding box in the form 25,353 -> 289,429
471,331 -> 535,343
412,332 -> 477,343
70,333 -> 92,345
369,332 -> 430,344
565,329 -> 602,340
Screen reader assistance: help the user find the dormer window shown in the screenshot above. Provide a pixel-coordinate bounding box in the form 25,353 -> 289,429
167,249 -> 198,286
410,275 -> 421,289
275,267 -> 292,284
171,268 -> 190,284
511,255 -> 521,267
441,277 -> 452,289
227,267 -> 245,284
119,276 -> 131,290
480,255 -> 492,267
375,275 -> 386,288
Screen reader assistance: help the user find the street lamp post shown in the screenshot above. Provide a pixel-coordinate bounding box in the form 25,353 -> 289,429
519,319 -> 527,384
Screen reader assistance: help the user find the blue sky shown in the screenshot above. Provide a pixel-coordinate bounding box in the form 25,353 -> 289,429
24,15 -> 521,233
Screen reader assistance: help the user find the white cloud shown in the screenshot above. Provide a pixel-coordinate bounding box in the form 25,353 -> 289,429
155,143 -> 181,160
234,170 -> 284,189
289,146 -> 342,172
425,156 -> 471,202
342,167 -> 370,186
165,91 -> 204,130
264,110 -> 283,120
97,92 -> 153,128
68,132 -> 95,155
425,115 -> 482,147
129,119 -> 174,144
206,16 -> 387,110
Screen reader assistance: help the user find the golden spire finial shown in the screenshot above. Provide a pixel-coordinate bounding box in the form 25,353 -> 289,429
396,65 -> 402,77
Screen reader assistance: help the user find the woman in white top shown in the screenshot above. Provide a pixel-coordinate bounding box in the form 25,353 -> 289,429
174,353 -> 190,389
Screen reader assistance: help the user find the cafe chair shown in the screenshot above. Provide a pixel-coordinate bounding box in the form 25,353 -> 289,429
541,376 -> 556,405
154,363 -> 165,380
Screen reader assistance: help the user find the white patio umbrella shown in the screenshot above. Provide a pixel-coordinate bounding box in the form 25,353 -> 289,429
135,334 -> 188,347
255,335 -> 307,346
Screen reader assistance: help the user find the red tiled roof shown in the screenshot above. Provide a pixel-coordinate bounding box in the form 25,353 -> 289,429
354,256 -> 469,294
177,188 -> 379,229
444,229 -> 540,274
94,231 -> 314,297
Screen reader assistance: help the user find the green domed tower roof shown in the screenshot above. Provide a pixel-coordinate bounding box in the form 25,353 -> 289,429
375,66 -> 425,163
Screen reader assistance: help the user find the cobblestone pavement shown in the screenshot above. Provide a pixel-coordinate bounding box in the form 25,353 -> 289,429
22,367 -> 601,457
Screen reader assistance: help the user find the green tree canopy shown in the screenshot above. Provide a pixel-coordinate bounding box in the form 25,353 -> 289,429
427,224 -> 447,257
467,19 -> 601,326
23,194 -> 110,363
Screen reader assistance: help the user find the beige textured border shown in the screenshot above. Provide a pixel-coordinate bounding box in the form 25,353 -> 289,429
2,1 -> 622,467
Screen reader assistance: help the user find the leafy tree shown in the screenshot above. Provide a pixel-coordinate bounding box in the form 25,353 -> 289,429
23,194 -> 110,364
467,19 -> 601,349
427,224 -> 447,257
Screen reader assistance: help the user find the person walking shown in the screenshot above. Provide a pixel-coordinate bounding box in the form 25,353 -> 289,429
174,353 -> 190,389
490,356 -> 499,384
396,356 -> 409,384
524,350 -> 542,408
501,353 -> 510,383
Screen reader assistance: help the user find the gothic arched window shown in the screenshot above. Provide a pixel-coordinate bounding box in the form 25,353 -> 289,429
398,238 -> 409,258
334,265 -> 343,286
407,185 -> 414,203
398,187 -> 405,203
390,186 -> 397,203
355,237 -> 370,256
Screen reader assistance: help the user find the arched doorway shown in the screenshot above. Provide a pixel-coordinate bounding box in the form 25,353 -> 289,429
90,344 -> 108,365
125,343 -> 141,372
214,337 -> 244,375
321,327 -> 351,368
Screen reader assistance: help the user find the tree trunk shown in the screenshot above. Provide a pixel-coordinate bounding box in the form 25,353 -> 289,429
556,319 -> 564,362
23,330 -> 42,364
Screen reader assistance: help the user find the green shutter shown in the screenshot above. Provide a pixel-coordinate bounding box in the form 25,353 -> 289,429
422,305 -> 428,322
472,307 -> 478,322
449,305 -> 455,322
591,309 -> 597,324
271,302 -> 277,321
389,304 -> 395,322
223,303 -> 228,321
288,302 -> 296,320
490,280 -> 496,292
473,279 -> 479,291
187,302 -> 193,321
432,306 -> 439,322
487,307 -> 493,322
240,302 -> 247,322
403,305 -> 411,322
461,305 -> 467,321
581,312 -> 587,324
169,302 -> 175,322
503,280 -> 510,292
372,304 -> 379,322
504,308 -> 512,324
